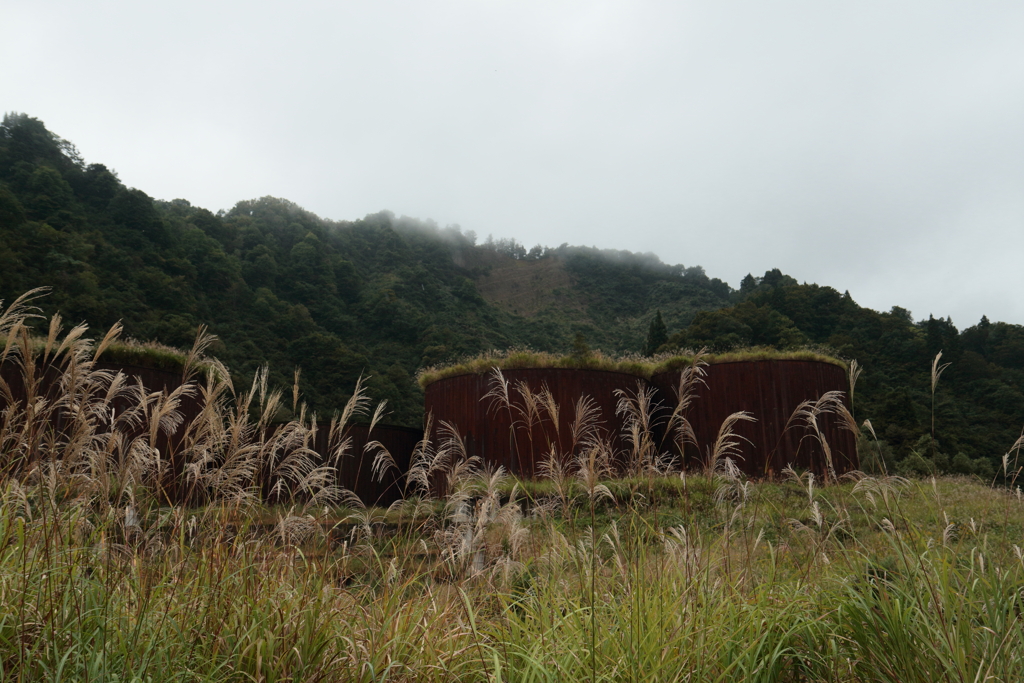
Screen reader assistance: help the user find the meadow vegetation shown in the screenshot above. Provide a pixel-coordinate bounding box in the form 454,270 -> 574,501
3,291 -> 1024,682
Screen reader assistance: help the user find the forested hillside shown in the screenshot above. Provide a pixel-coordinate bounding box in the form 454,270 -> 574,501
0,113 -> 730,425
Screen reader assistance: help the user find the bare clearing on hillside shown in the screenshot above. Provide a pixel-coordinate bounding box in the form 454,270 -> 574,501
455,248 -> 585,317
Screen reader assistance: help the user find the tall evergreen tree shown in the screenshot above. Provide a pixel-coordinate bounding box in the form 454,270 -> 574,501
645,310 -> 668,356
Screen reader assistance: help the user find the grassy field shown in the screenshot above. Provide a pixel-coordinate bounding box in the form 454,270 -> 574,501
2,290 -> 1024,682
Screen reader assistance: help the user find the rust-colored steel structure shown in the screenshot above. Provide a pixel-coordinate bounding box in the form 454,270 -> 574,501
651,360 -> 858,477
423,368 -> 650,478
302,423 -> 421,507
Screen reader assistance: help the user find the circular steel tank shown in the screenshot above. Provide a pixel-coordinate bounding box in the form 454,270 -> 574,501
651,359 -> 858,478
423,368 -> 653,478
308,422 -> 422,507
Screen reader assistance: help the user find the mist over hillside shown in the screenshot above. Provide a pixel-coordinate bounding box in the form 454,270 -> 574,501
0,113 -> 732,425
1,113 -> 1022,473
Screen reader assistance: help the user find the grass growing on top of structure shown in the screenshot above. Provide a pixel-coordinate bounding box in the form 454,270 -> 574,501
416,348 -> 655,387
417,345 -> 847,387
98,337 -> 197,372
652,345 -> 848,373
18,332 -> 204,374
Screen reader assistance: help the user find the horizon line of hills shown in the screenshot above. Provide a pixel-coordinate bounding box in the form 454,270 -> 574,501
1,112 -> 1022,475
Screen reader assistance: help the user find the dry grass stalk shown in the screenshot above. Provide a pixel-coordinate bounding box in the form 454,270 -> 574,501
664,349 -> 709,463
704,411 -> 755,478
615,381 -> 662,476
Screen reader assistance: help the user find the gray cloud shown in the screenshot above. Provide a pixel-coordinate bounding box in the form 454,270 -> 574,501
6,0 -> 1023,326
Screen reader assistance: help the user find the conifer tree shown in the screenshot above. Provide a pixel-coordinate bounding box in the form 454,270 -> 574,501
645,310 -> 668,356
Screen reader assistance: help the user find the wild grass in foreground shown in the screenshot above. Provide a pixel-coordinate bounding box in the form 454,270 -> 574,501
4,473 -> 1024,682
2,290 -> 1024,682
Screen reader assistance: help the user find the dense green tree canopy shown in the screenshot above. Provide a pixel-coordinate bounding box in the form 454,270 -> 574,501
0,114 -> 733,426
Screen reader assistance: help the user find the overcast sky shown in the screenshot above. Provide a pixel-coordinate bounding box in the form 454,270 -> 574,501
5,0 -> 1023,327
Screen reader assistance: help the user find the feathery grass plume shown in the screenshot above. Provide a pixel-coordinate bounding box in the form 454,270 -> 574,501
363,399 -> 396,484
930,350 -> 951,461
1007,432 -> 1024,475
615,380 -> 662,476
291,367 -> 301,412
405,412 -> 438,496
713,457 -> 751,508
568,393 -> 602,454
320,375 -> 386,505
783,465 -> 815,503
510,379 -> 542,456
364,401 -> 395,491
266,418 -> 327,506
180,325 -> 217,384
536,384 -> 560,442
704,411 -> 755,479
368,438 -> 397,485
437,420 -> 480,510
787,390 -> 848,482
993,431 -> 1024,489
930,350 -> 951,395
663,349 -> 709,461
536,443 -> 576,519
484,367 -> 528,475
852,473 -> 910,510
92,320 -> 123,362
835,401 -> 859,436
464,464 -> 527,580
433,447 -> 489,578
42,312 -> 62,360
862,418 -> 890,475
575,441 -> 615,504
848,358 -> 862,409
0,287 -> 47,363
276,508 -> 323,547
483,366 -> 511,413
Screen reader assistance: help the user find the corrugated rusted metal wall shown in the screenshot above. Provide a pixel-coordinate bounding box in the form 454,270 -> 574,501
651,360 -> 858,477
423,368 -> 651,478
301,423 -> 421,507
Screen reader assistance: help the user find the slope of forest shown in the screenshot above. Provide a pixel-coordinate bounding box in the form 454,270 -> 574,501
1,113 -> 1021,473
0,113 -> 730,425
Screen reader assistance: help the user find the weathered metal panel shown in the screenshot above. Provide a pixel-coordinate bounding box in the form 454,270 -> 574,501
651,360 -> 858,477
424,368 -> 652,478
304,423 -> 421,507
